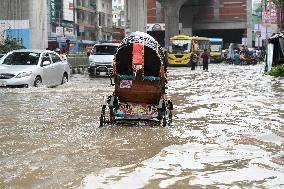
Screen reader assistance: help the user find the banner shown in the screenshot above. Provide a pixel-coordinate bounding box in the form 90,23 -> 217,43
262,0 -> 278,24
50,0 -> 57,24
63,0 -> 74,22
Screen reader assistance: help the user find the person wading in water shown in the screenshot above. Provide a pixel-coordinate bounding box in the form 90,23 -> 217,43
201,49 -> 209,71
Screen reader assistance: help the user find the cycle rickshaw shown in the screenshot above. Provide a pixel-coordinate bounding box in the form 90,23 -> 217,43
99,31 -> 173,127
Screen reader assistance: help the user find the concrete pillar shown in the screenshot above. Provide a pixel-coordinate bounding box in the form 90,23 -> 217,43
126,0 -> 147,34
246,0 -> 253,48
159,0 -> 187,46
180,28 -> 192,36
179,4 -> 199,37
29,0 -> 48,49
213,0 -> 220,21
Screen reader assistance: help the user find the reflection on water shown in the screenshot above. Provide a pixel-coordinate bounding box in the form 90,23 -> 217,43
0,64 -> 283,188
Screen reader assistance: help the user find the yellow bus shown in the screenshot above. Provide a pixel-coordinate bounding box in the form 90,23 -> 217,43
167,35 -> 210,66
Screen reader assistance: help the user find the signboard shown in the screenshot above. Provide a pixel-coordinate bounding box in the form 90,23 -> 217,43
50,0 -> 57,24
56,26 -> 64,36
147,23 -> 183,31
242,37 -> 247,46
48,36 -> 57,42
255,37 -> 262,47
63,0 -> 74,22
262,0 -> 278,24
0,20 -> 30,42
64,27 -> 74,36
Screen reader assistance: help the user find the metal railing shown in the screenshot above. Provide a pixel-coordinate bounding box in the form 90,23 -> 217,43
67,53 -> 90,74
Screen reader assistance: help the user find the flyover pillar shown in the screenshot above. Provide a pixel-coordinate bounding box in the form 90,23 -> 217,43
125,0 -> 147,35
159,0 -> 187,47
246,0 -> 253,48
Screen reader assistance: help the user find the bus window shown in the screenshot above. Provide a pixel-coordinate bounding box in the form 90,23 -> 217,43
194,39 -> 209,53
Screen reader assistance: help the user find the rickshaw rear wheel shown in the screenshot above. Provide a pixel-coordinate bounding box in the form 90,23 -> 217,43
99,105 -> 107,127
99,115 -> 104,127
162,115 -> 167,127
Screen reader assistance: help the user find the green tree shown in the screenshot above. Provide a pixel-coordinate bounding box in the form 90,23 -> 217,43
0,38 -> 22,54
272,0 -> 284,5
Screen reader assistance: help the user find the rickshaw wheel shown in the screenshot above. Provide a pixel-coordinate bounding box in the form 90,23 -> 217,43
163,109 -> 173,127
99,115 -> 104,127
162,115 -> 167,127
162,109 -> 168,127
99,105 -> 107,127
169,110 -> 173,123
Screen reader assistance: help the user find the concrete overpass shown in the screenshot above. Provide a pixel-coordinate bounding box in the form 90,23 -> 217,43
127,0 -> 253,47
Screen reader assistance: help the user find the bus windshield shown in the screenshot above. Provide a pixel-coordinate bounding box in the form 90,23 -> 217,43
209,38 -> 223,53
210,44 -> 221,52
169,40 -> 192,54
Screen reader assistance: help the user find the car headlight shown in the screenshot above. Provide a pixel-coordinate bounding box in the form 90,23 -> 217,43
90,61 -> 97,66
15,71 -> 32,78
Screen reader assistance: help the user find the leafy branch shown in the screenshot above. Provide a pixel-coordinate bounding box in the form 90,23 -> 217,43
0,38 -> 23,54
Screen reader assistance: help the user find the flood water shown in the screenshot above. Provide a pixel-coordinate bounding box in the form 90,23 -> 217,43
0,63 -> 283,189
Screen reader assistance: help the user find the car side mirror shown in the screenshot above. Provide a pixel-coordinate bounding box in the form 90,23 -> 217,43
87,52 -> 91,57
42,60 -> 51,66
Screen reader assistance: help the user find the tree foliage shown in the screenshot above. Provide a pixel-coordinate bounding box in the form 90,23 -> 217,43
266,64 -> 284,77
0,38 -> 23,54
272,0 -> 284,6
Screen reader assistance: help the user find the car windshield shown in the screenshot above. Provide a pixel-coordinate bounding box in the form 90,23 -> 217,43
1,52 -> 40,65
91,45 -> 117,55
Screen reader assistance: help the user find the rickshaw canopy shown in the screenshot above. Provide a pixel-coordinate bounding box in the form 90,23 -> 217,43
113,31 -> 166,78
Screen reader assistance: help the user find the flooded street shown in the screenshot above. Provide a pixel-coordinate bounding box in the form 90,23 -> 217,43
0,63 -> 283,189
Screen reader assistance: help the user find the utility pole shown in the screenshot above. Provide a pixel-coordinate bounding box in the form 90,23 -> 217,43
280,3 -> 284,31
246,0 -> 253,48
73,0 -> 76,38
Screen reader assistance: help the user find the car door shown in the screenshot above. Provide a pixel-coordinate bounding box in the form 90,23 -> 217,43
41,53 -> 56,86
50,52 -> 64,85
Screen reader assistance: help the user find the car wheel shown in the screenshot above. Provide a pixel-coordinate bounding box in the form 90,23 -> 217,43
34,76 -> 42,87
61,73 -> 68,84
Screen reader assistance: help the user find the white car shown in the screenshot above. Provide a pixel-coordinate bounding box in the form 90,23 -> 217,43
0,49 -> 70,87
88,43 -> 120,76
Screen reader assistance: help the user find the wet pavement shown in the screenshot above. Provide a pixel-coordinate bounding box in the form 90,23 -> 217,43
0,63 -> 283,189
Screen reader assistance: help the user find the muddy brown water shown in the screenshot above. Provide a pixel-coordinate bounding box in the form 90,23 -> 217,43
0,63 -> 283,189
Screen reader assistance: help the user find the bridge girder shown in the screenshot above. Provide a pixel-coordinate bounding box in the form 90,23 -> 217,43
156,0 -> 252,47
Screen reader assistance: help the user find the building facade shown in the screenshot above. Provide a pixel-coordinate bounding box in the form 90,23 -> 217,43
97,0 -> 113,41
47,0 -> 113,50
112,0 -> 126,40
112,0 -> 126,28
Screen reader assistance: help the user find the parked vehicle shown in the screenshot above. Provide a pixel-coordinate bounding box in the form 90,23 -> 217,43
0,49 -> 70,87
209,38 -> 223,63
88,43 -> 120,76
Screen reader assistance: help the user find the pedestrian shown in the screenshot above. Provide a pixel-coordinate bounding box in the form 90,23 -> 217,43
234,50 -> 240,65
191,53 -> 197,70
240,51 -> 245,64
62,39 -> 71,55
201,49 -> 209,71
